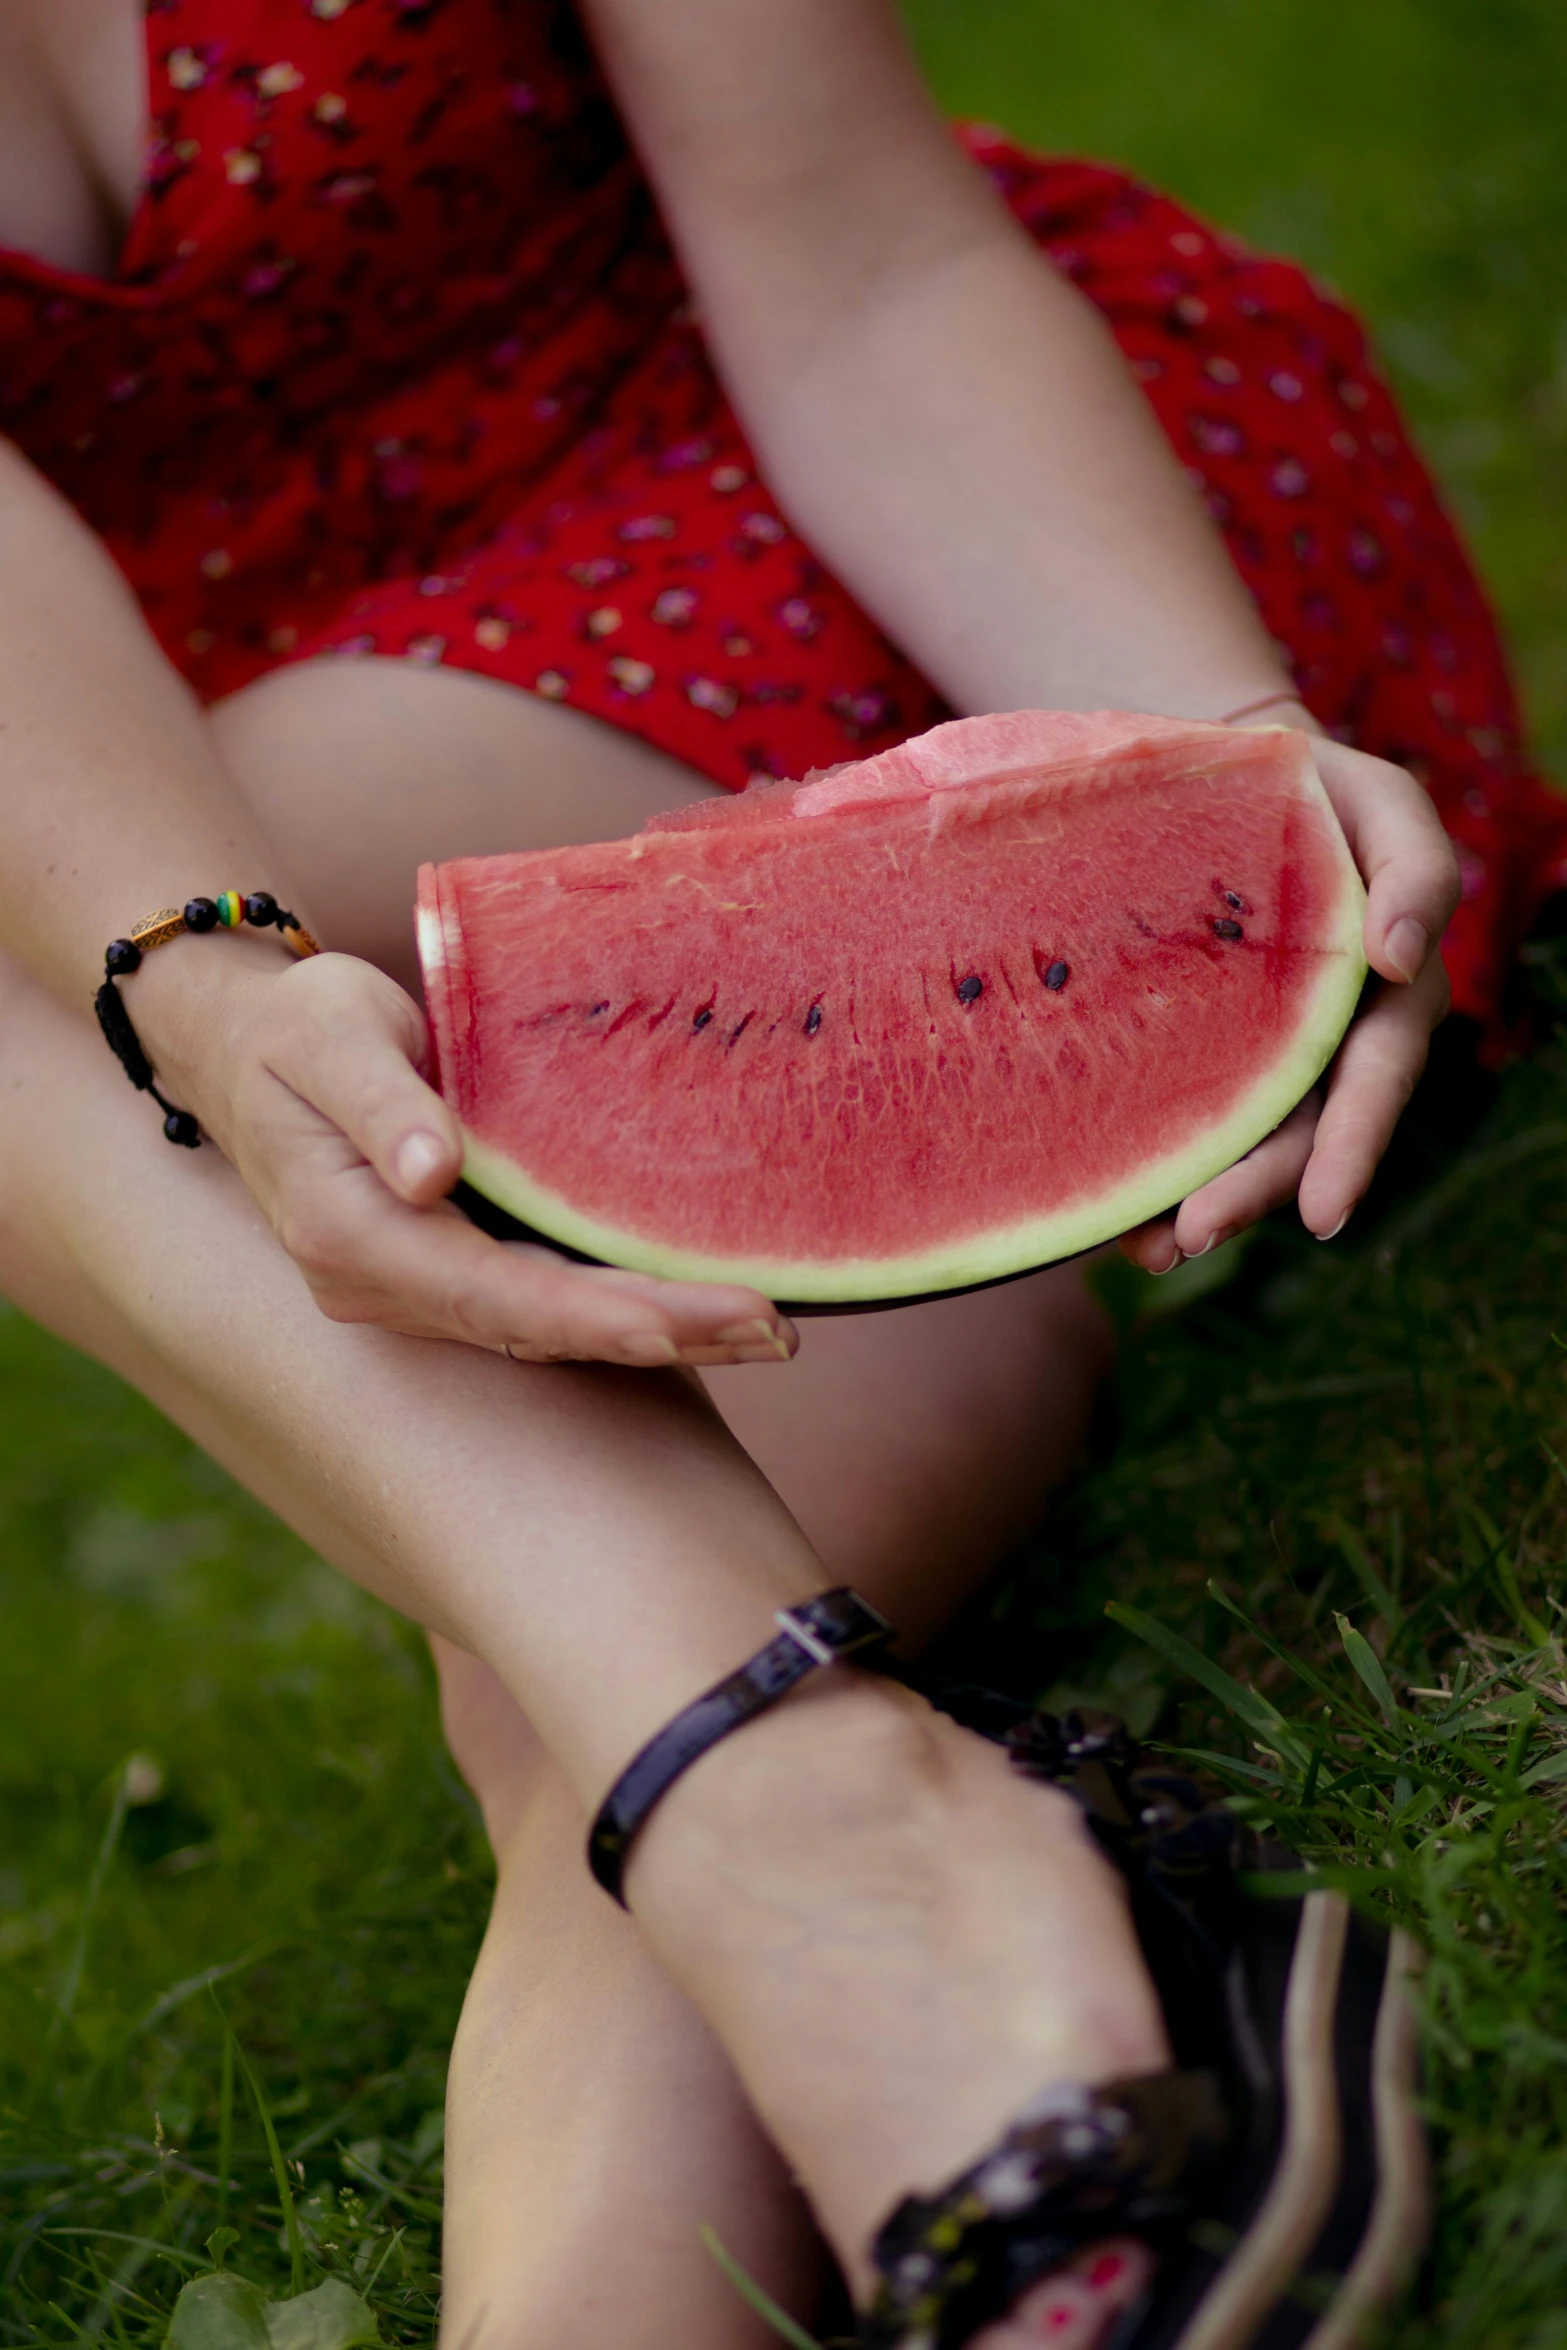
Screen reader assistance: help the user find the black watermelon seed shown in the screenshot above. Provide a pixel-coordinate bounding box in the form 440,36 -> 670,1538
804,1003 -> 823,1036
1213,918 -> 1244,941
589,1001 -> 609,1016
1224,891 -> 1244,910
1044,960 -> 1069,991
956,974 -> 984,1004
692,1006 -> 714,1030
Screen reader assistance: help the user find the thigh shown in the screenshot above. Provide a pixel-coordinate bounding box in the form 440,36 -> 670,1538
14,656 -> 1108,1685
209,656 -> 722,987
705,1268 -> 1112,1648
211,655 -> 1112,1644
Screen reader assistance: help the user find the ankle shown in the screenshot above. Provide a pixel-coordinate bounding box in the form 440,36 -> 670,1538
626,1670 -> 1095,1950
627,1669 -> 941,1887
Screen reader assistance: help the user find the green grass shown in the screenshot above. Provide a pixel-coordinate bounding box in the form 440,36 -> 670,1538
4,4 -> 1567,2344
903,0 -> 1567,785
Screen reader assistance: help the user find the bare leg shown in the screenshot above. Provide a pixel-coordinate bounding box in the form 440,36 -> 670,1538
3,662 -> 1156,2349
436,1268 -> 1112,2346
2,954 -> 1155,2350
436,1649 -> 828,2348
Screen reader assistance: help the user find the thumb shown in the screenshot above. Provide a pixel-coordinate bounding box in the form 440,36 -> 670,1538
264,962 -> 465,1205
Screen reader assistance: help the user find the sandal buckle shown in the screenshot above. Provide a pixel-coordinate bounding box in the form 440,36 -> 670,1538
774,1590 -> 892,1666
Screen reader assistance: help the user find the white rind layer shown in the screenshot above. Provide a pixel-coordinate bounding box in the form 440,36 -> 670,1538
451,737 -> 1369,1304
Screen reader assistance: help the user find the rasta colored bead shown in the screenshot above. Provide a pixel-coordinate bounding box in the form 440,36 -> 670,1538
99,891 -> 323,1148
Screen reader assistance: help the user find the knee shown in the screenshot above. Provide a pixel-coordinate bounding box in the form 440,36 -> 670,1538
430,1634 -> 554,1850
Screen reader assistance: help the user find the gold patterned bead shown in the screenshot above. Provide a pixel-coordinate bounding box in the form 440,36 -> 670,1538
129,906 -> 187,951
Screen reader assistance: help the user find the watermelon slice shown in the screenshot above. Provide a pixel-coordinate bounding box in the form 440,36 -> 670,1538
417,712 -> 1366,1304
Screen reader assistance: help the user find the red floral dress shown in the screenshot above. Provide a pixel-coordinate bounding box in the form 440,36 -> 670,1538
3,0 -> 1561,1051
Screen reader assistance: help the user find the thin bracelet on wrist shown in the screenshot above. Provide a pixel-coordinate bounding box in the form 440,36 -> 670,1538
1217,690 -> 1309,726
95,890 -> 321,1147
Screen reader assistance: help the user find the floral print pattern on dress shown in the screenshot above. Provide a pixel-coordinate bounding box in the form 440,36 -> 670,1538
0,3 -> 1559,1050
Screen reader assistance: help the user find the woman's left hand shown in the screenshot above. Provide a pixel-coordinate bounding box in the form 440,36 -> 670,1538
1119,727 -> 1462,1273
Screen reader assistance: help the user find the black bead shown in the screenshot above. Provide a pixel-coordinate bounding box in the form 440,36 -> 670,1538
105,937 -> 142,977
244,890 -> 279,927
183,896 -> 219,932
95,978 -> 155,1090
163,1108 -> 201,1148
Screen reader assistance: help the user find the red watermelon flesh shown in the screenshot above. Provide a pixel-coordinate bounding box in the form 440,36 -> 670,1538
417,712 -> 1366,1304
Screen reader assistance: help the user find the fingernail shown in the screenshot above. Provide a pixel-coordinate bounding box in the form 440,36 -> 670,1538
676,1340 -> 788,1367
1087,2252 -> 1127,2290
622,1330 -> 681,1366
1147,1250 -> 1185,1276
395,1129 -> 448,1193
1385,916 -> 1428,983
1195,1226 -> 1235,1258
1317,1210 -> 1351,1242
716,1317 -> 784,1348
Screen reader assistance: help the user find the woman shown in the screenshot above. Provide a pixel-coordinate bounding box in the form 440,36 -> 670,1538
0,2 -> 1554,2343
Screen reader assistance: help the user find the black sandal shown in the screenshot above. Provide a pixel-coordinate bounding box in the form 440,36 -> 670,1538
585,1591 -> 1429,2350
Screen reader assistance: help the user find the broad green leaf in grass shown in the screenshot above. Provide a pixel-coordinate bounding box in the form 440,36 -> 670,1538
1105,1602 -> 1311,1767
1521,1749 -> 1567,1789
165,2277 -> 380,2350
1335,1615 -> 1399,1726
700,2225 -> 822,2350
165,2273 -> 270,2350
264,2281 -> 381,2350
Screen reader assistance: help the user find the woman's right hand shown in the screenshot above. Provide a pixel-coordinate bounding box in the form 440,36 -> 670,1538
143,947 -> 797,1369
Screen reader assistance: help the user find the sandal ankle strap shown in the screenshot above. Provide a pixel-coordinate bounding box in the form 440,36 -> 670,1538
586,1586 -> 895,1903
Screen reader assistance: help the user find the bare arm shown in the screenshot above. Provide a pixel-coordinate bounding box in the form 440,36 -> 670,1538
0,446 -> 789,1363
582,0 -> 1460,1251
579,0 -> 1284,719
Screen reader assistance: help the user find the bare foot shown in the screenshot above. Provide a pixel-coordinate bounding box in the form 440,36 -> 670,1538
627,1672 -> 1172,2337
974,2239 -> 1156,2347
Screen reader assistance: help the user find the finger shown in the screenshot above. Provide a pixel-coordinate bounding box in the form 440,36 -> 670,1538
286,1150 -> 797,1366
307,1171 -> 798,1364
1118,1095 -> 1318,1272
1166,1092 -> 1319,1256
262,956 -> 464,1205
1119,1216 -> 1183,1275
1296,957 -> 1447,1237
1309,738 -> 1461,985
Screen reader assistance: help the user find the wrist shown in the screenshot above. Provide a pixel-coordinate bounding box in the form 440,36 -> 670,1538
119,926 -> 306,1118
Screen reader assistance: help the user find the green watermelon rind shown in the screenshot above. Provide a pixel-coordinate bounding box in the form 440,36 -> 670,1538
451,842 -> 1367,1302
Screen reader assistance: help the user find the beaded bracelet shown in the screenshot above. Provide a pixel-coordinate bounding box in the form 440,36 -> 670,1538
95,891 -> 321,1147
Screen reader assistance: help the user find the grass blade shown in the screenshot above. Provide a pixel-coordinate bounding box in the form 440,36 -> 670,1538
1330,1517 -> 1403,1636
699,2225 -> 822,2350
220,2014 -> 306,2295
1106,1601 -> 1309,1764
48,1765 -> 131,2043
1335,1614 -> 1399,1726
217,2018 -> 235,2224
